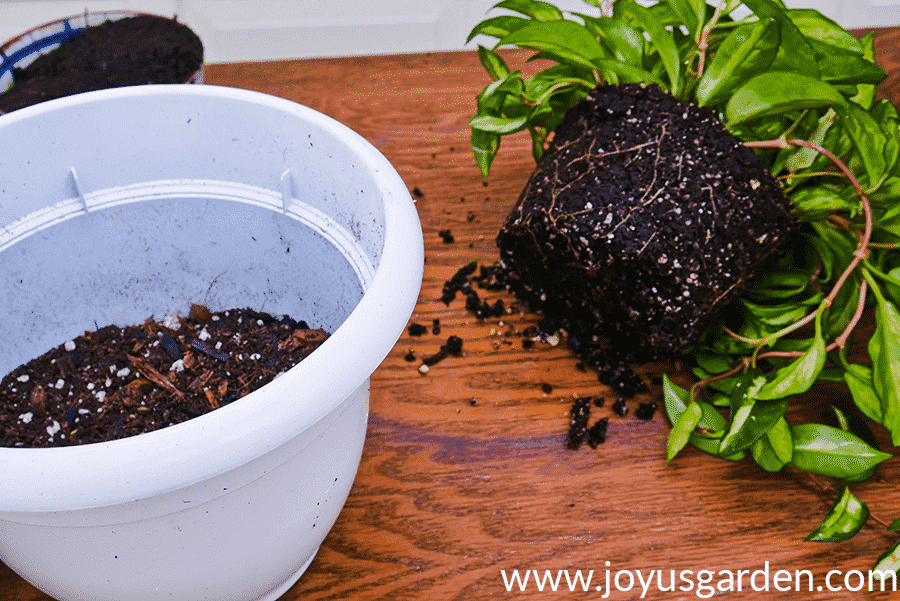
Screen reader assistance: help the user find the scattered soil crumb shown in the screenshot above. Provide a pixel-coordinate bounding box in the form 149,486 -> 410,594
566,396 -> 592,450
408,323 -> 428,336
586,418 -> 609,448
635,402 -> 658,421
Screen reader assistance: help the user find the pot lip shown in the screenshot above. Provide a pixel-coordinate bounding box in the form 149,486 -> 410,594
0,85 -> 424,512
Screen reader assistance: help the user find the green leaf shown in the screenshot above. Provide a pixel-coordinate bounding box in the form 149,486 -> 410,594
873,98 -> 900,176
475,70 -> 526,113
528,125 -> 547,164
866,277 -> 900,445
753,312 -> 826,400
593,59 -> 664,87
883,265 -> 900,305
767,416 -> 793,463
688,0 -> 706,27
694,350 -> 735,375
851,32 -> 878,109
720,397 -> 789,457
843,364 -> 884,424
785,9 -> 863,54
824,276 -> 861,341
788,423 -> 892,479
619,1 -> 683,96
524,70 -> 594,105
663,375 -> 690,421
809,221 -> 857,282
471,128 -> 500,177
742,0 -> 819,78
494,0 -> 564,21
663,375 -> 737,458
751,434 -> 786,472
467,15 -> 529,43
839,100 -> 888,188
890,517 -> 900,532
470,114 -> 528,134
662,0 -> 699,37
668,400 -> 703,463
805,485 -> 869,542
740,298 -> 814,328
745,268 -> 811,300
697,19 -> 780,107
577,12 -> 643,66
811,43 -> 887,86
784,108 -> 837,176
790,184 -> 854,222
726,72 -> 846,126
830,405 -> 879,482
499,20 -> 605,71
477,45 -> 511,80
831,405 -> 881,451
873,540 -> 900,579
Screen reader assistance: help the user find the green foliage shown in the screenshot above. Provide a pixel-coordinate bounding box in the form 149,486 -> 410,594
468,0 -> 900,574
805,485 -> 869,542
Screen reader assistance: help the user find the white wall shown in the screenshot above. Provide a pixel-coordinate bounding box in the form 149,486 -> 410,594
0,0 -> 898,64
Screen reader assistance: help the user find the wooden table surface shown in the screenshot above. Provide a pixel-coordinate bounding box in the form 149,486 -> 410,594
4,27 -> 900,601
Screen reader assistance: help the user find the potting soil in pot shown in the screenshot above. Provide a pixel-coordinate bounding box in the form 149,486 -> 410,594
0,305 -> 327,448
0,14 -> 203,114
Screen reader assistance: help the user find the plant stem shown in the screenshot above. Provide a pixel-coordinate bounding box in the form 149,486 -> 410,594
776,170 -> 844,182
690,358 -> 750,401
601,0 -> 614,17
831,278 -> 867,351
806,472 -> 894,530
696,0 -> 727,80
697,137 -> 874,393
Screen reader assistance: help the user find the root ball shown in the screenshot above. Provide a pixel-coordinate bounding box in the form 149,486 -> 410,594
498,83 -> 797,362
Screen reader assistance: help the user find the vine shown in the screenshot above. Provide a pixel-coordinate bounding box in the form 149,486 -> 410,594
466,0 -> 900,572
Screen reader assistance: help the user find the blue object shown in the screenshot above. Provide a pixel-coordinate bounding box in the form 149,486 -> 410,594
0,20 -> 84,81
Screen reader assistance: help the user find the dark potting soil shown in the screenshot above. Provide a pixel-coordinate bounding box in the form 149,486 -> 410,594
0,15 -> 203,114
442,259 -> 649,398
438,85 -> 797,448
0,306 -> 327,448
498,83 -> 797,364
434,260 -> 656,448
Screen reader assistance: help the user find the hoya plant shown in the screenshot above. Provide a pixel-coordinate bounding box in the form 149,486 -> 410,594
468,0 -> 900,572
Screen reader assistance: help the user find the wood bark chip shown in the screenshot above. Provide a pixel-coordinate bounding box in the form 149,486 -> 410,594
127,355 -> 186,401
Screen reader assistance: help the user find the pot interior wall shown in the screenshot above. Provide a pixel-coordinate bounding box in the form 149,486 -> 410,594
0,189 -> 367,376
0,86 -> 397,379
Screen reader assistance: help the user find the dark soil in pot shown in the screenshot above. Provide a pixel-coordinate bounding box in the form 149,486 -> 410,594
0,14 -> 203,114
0,305 -> 327,448
497,83 -> 798,368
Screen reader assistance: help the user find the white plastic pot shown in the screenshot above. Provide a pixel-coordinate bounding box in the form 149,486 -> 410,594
0,85 -> 423,600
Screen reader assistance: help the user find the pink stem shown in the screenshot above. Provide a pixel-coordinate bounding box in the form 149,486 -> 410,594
696,0 -> 727,79
696,137 -> 874,396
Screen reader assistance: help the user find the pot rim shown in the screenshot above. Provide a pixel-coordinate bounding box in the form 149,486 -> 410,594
0,85 -> 423,512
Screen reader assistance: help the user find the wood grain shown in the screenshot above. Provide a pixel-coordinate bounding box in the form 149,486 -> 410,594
4,27 -> 900,601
